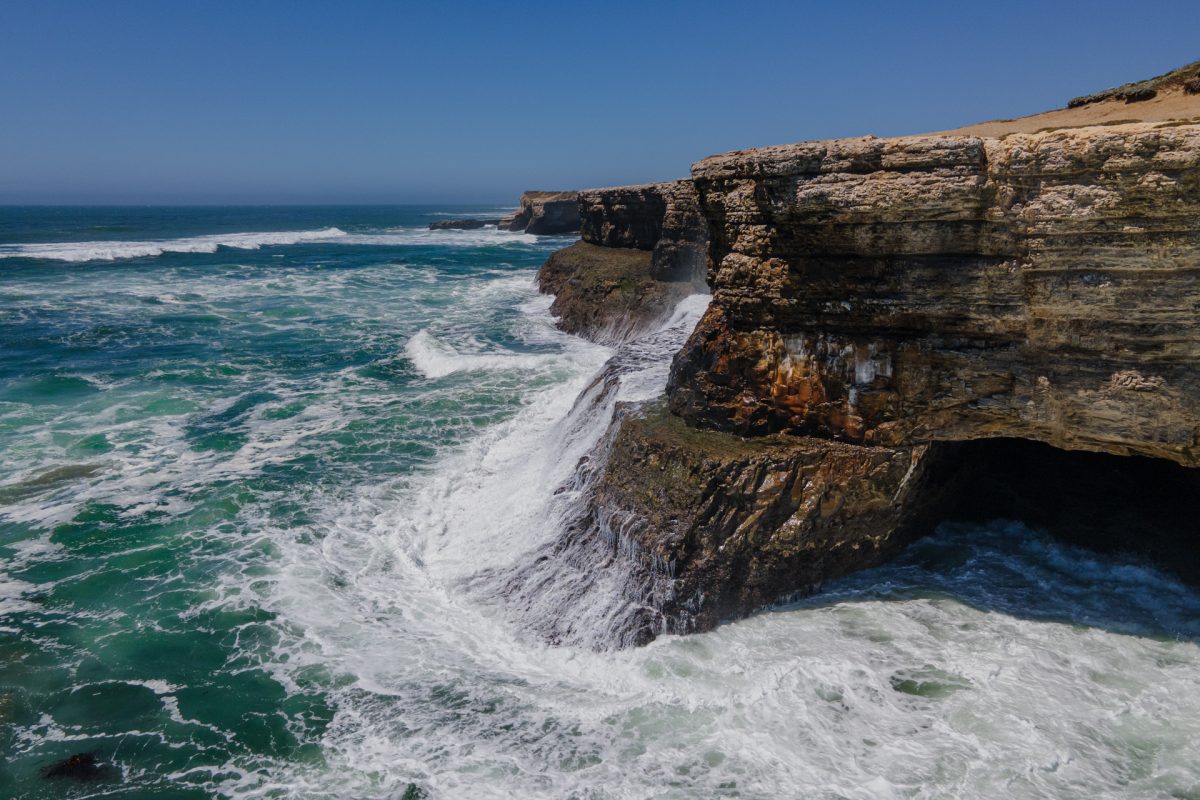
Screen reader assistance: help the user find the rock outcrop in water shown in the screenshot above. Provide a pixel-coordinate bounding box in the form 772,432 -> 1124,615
498,191 -> 581,234
428,218 -> 501,230
531,61 -> 1200,644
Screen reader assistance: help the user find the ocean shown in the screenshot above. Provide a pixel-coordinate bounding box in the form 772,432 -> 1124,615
1,206 -> 1198,799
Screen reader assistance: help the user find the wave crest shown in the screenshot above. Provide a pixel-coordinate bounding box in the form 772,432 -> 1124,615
0,227 -> 347,262
403,330 -> 564,379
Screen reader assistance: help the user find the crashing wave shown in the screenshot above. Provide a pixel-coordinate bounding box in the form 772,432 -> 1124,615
0,227 -> 348,262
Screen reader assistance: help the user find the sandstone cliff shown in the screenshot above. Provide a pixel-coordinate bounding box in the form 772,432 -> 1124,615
528,62 -> 1200,644
668,125 -> 1200,468
581,403 -> 951,635
578,180 -> 709,284
498,190 -> 581,234
536,181 -> 709,342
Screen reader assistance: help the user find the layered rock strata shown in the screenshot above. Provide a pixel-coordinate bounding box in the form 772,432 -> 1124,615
669,125 -> 1200,468
536,180 -> 710,342
498,190 -> 581,234
578,180 -> 710,284
528,66 -> 1200,644
537,242 -> 697,343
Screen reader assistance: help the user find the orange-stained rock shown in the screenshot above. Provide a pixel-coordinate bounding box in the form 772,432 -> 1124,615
670,124 -> 1200,466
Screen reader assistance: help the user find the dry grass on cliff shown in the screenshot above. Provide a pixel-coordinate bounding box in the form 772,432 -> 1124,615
940,59 -> 1200,137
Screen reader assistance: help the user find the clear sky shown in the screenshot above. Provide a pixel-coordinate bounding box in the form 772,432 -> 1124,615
2,0 -> 1197,204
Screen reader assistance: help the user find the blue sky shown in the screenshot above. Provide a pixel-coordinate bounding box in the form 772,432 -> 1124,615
2,1 -> 1197,204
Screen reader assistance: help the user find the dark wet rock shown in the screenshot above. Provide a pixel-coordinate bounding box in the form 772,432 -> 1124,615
573,402 -> 955,635
536,242 -> 694,343
428,218 -> 500,230
43,752 -> 106,781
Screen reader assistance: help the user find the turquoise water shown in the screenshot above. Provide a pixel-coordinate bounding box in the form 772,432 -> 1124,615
2,207 -> 1199,799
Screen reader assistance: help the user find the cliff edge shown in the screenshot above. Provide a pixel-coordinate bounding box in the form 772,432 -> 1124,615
531,60 -> 1200,643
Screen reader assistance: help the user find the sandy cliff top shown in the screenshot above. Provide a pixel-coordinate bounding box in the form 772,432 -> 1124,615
941,59 -> 1200,137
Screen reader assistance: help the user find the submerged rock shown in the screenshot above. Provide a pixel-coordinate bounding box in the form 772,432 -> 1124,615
43,752 -> 106,781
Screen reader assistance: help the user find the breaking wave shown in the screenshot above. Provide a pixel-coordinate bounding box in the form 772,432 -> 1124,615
0,225 -> 567,263
0,227 -> 348,262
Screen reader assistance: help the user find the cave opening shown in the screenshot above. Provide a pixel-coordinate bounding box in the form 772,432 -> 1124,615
939,438 -> 1200,585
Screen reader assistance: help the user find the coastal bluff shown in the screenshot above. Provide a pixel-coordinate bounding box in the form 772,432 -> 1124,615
535,180 -> 708,342
533,61 -> 1200,641
499,190 -> 581,234
429,190 -> 582,233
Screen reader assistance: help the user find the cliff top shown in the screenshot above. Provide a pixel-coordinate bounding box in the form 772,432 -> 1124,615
520,190 -> 578,201
688,60 -> 1200,175
940,59 -> 1200,137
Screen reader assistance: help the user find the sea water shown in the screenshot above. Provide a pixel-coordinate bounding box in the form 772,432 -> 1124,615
1,207 -> 1198,799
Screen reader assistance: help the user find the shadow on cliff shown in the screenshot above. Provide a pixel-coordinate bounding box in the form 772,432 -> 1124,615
775,439 -> 1200,644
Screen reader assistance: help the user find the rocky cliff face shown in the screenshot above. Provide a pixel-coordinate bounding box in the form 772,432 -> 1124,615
536,242 -> 694,343
536,181 -> 709,342
581,403 -> 950,636
527,69 -> 1200,645
499,191 -> 581,234
579,180 -> 709,284
669,125 -> 1200,468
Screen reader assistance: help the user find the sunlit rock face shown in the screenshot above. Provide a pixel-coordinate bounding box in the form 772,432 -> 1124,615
530,119 -> 1200,644
668,125 -> 1200,467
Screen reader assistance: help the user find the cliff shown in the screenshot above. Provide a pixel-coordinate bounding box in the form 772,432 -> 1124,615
536,181 -> 709,342
580,403 -> 951,635
528,61 -> 1200,644
668,124 -> 1200,467
498,190 -> 581,234
578,180 -> 709,284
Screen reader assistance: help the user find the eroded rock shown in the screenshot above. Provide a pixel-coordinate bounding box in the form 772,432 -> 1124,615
536,242 -> 695,343
428,218 -> 500,230
579,180 -> 709,284
578,402 -> 952,635
669,125 -> 1200,467
498,191 -> 580,234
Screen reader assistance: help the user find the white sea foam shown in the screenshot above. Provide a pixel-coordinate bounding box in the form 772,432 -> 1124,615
6,243 -> 1200,799
339,227 -> 549,247
0,225 -> 569,262
245,296 -> 1200,799
403,330 -> 567,379
0,227 -> 348,262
